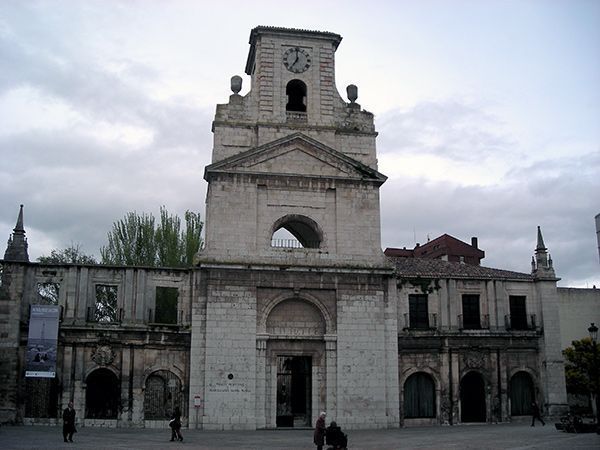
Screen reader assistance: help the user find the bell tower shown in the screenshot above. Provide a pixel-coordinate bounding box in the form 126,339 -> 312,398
201,26 -> 387,268
191,27 -> 398,431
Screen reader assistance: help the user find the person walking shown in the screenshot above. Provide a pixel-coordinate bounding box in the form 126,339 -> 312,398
531,400 -> 545,426
169,407 -> 183,441
62,401 -> 76,443
313,411 -> 326,450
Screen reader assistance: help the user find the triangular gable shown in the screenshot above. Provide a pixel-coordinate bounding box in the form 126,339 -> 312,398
205,133 -> 387,183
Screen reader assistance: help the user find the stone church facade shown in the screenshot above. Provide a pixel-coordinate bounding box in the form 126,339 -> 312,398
0,27 -> 569,429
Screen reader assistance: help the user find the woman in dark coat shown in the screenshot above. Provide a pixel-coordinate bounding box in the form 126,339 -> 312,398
326,421 -> 348,449
313,412 -> 326,450
169,407 -> 183,441
62,401 -> 76,443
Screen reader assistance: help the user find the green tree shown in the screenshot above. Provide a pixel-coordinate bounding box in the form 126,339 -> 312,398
37,244 -> 97,264
563,337 -> 600,414
100,207 -> 203,267
564,338 -> 600,394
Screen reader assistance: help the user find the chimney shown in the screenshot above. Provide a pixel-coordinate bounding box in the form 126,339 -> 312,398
471,237 -> 478,249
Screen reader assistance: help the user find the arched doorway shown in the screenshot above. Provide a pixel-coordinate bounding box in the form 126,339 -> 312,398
144,370 -> 182,420
85,368 -> 120,419
510,371 -> 534,416
404,372 -> 436,418
460,371 -> 486,422
265,298 -> 326,428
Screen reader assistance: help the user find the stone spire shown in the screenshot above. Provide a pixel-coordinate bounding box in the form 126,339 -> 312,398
3,204 -> 29,262
532,226 -> 555,279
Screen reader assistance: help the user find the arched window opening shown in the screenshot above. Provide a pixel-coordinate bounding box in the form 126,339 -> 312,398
85,368 -> 120,419
144,370 -> 182,420
510,371 -> 534,416
286,79 -> 307,112
404,372 -> 436,418
271,215 -> 322,249
460,371 -> 486,422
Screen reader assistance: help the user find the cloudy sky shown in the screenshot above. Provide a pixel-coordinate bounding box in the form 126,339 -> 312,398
1,0 -> 598,287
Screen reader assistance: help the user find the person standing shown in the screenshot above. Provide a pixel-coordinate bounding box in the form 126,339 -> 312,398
169,407 -> 183,442
531,400 -> 545,426
313,411 -> 326,450
62,401 -> 76,443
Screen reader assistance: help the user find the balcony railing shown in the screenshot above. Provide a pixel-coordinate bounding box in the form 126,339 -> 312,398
147,308 -> 183,326
86,307 -> 123,323
505,314 -> 537,331
458,314 -> 489,330
271,239 -> 320,249
403,313 -> 437,330
286,111 -> 307,123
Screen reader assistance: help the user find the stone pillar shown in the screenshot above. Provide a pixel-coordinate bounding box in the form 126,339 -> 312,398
255,335 -> 268,429
324,335 -> 337,418
536,279 -> 568,417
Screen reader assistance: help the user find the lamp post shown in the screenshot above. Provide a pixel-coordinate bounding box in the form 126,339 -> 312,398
588,322 -> 599,433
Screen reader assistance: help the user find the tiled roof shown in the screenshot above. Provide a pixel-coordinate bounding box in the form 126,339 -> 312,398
391,257 -> 532,281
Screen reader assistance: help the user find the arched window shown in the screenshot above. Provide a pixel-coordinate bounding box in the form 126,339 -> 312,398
286,80 -> 307,112
404,372 -> 436,418
510,371 -> 534,416
85,368 -> 120,419
271,215 -> 322,249
144,370 -> 182,420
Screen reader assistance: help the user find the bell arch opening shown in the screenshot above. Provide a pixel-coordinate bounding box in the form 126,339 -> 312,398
270,215 -> 322,249
286,79 -> 307,112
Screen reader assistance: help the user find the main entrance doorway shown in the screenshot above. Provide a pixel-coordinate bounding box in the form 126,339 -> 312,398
276,356 -> 311,427
460,371 -> 486,422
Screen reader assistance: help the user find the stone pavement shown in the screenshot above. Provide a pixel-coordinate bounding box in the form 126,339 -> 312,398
0,423 -> 598,450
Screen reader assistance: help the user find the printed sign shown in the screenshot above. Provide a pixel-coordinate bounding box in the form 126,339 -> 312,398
25,305 -> 60,378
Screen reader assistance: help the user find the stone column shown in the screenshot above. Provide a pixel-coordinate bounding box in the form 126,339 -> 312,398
324,335 -> 337,418
255,335 -> 268,429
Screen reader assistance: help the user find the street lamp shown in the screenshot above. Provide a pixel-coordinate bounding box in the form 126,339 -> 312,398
588,322 -> 599,433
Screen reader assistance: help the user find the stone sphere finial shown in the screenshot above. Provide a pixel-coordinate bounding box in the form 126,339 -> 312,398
231,75 -> 242,94
346,84 -> 358,103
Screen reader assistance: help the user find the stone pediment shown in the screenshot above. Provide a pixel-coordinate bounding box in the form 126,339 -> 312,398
205,133 -> 387,183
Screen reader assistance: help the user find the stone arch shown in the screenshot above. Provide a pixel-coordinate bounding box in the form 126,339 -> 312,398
286,79 -> 307,112
259,291 -> 333,336
143,370 -> 183,420
460,370 -> 486,423
267,299 -> 325,337
403,372 -> 436,418
509,371 -> 535,416
85,367 -> 120,419
270,214 -> 324,249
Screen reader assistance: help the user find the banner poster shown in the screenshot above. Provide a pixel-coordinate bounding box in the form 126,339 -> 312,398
25,305 -> 60,378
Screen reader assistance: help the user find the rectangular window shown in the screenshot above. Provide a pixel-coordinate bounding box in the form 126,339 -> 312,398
462,294 -> 480,329
509,295 -> 528,330
154,287 -> 178,324
94,285 -> 118,323
37,282 -> 60,305
409,294 -> 429,329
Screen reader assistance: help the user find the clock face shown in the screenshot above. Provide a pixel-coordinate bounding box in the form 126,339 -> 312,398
283,47 -> 311,73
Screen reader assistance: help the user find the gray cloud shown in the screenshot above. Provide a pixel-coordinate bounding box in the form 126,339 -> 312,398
378,101 -> 517,161
379,147 -> 600,286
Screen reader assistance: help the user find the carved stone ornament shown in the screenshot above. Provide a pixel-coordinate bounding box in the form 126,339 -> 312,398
464,351 -> 486,369
91,345 -> 115,366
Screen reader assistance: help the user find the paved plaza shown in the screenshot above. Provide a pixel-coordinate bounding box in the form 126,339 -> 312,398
0,423 -> 598,450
